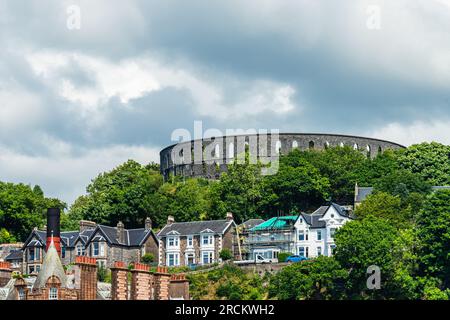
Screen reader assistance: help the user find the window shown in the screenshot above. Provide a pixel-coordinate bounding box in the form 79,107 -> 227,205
168,236 -> 179,247
167,253 -> 179,266
18,288 -> 25,300
317,247 -> 322,256
49,287 -> 58,300
298,247 -> 305,257
298,230 -> 308,241
330,228 -> 337,239
186,253 -> 195,265
202,251 -> 214,264
92,242 -> 104,256
76,244 -> 85,256
28,266 -> 35,274
61,246 -> 66,259
330,245 -> 336,255
202,235 -> 213,246
305,247 -> 309,257
28,248 -> 40,262
298,230 -> 305,241
317,230 -> 322,241
187,235 -> 193,247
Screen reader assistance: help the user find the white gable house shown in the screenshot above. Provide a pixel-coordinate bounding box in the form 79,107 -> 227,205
293,203 -> 353,258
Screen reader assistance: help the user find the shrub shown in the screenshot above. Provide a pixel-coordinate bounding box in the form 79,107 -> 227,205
278,252 -> 292,262
141,253 -> 155,264
219,248 -> 233,261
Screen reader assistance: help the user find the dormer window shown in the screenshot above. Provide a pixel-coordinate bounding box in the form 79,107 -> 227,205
202,235 -> 214,246
167,236 -> 179,248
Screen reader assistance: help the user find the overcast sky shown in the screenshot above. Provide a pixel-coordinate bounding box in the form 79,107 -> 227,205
0,0 -> 449,204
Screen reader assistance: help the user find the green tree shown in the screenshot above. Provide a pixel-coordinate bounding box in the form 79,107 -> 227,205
397,142 -> 450,185
261,156 -> 330,213
0,182 -> 66,241
373,169 -> 431,200
334,216 -> 402,299
354,192 -> 410,228
0,228 -> 16,243
69,160 -> 163,228
269,256 -> 348,300
416,190 -> 450,288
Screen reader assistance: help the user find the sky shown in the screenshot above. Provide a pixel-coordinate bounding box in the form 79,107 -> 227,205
0,0 -> 450,205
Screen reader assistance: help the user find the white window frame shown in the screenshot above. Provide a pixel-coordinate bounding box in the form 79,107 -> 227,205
317,246 -> 322,256
201,234 -> 214,246
317,230 -> 322,241
49,287 -> 58,300
187,235 -> 193,247
167,236 -> 180,248
185,252 -> 195,265
76,244 -> 84,256
201,251 -> 214,265
167,253 -> 180,267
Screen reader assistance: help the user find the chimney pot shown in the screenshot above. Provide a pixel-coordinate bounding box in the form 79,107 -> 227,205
226,212 -> 233,221
117,221 -> 125,244
167,215 -> 174,225
145,217 -> 152,230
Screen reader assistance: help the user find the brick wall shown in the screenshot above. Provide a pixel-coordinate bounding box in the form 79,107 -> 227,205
130,263 -> 153,300
75,256 -> 97,300
153,266 -> 170,300
111,261 -> 129,300
169,274 -> 190,300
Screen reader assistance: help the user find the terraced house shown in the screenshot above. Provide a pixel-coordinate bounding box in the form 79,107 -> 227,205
21,218 -> 159,273
157,213 -> 237,267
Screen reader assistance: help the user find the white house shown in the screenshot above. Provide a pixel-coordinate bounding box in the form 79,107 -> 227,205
293,203 -> 353,258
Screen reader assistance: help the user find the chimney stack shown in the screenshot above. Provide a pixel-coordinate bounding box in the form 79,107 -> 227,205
145,217 -> 152,230
226,212 -> 233,221
117,221 -> 125,244
46,208 -> 61,256
79,220 -> 96,233
167,215 -> 174,225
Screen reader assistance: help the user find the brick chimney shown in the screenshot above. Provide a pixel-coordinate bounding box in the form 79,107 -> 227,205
117,221 -> 125,244
46,208 -> 61,256
0,262 -> 12,287
226,212 -> 233,221
167,215 -> 174,225
79,220 -> 96,233
145,217 -> 152,231
74,256 -> 97,300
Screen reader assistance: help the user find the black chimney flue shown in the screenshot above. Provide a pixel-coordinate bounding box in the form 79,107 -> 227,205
46,208 -> 61,255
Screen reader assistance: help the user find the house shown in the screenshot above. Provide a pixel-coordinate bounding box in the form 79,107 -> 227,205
245,216 -> 298,261
235,219 -> 265,260
85,218 -> 159,269
4,250 -> 23,274
245,203 -> 353,260
157,213 -> 237,267
293,203 -> 353,258
21,217 -> 159,272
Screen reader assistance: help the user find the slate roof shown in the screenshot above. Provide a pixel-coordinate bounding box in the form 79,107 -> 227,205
87,225 -> 158,247
240,219 -> 265,230
23,224 -> 156,249
355,187 -> 374,203
158,220 -> 234,237
4,250 -> 22,261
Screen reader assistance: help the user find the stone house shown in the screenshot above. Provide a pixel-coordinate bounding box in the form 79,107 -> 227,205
21,218 -> 159,272
85,218 -> 159,269
157,213 -> 237,267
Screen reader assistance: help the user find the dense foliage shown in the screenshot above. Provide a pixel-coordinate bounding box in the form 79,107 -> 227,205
1,141 -> 450,300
